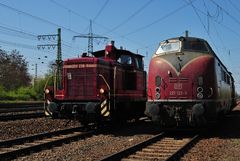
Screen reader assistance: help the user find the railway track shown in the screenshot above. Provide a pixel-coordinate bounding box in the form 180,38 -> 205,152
0,102 -> 44,121
0,126 -> 97,160
101,131 -> 200,161
0,112 -> 45,121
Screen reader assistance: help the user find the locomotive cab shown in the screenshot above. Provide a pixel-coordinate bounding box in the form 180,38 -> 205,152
44,41 -> 146,124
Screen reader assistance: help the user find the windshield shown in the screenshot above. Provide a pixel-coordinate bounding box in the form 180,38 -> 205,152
156,41 -> 180,55
182,40 -> 208,52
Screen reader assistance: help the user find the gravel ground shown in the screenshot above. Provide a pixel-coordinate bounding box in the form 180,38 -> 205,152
182,103 -> 240,161
0,117 -> 81,141
2,103 -> 240,161
14,121 -> 160,161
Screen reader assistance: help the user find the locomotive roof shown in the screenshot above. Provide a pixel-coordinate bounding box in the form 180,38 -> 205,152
160,36 -> 231,74
164,36 -> 206,43
92,48 -> 144,59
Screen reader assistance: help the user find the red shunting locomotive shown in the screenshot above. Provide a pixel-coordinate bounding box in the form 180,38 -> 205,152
44,41 -> 147,124
145,36 -> 236,126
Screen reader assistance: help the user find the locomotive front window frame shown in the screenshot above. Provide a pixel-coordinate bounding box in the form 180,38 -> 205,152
155,40 -> 180,55
182,40 -> 209,52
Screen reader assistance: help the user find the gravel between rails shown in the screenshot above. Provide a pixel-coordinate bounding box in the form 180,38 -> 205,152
2,104 -> 240,161
14,122 -> 161,161
182,104 -> 240,161
0,117 -> 81,141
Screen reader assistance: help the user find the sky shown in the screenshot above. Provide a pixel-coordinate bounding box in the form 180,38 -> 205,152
0,0 -> 240,93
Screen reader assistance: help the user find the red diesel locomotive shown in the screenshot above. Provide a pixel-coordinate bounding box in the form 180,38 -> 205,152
44,41 -> 146,124
145,36 -> 236,126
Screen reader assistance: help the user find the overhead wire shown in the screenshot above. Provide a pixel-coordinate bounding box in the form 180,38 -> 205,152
202,0 -> 227,51
185,0 -> 240,40
49,0 -> 89,22
186,0 -> 240,86
0,23 -> 74,51
0,1 -> 83,52
0,9 -> 83,61
209,0 -> 240,26
92,0 -> 110,22
105,0 -> 154,34
0,24 -> 36,40
49,0 -> 90,34
48,0 -> 159,55
81,0 -> 110,38
122,0 -> 197,37
228,0 -> 240,14
49,0 -> 111,50
48,0 -> 149,49
0,2 -> 80,35
185,0 -> 220,54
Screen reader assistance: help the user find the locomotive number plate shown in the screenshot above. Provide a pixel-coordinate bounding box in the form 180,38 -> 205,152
169,91 -> 188,96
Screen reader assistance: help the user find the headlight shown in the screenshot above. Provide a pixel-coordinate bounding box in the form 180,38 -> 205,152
197,87 -> 203,93
100,88 -> 105,94
197,92 -> 203,99
45,89 -> 50,94
155,93 -> 160,99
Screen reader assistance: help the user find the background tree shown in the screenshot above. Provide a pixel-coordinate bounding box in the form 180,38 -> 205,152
0,48 -> 31,91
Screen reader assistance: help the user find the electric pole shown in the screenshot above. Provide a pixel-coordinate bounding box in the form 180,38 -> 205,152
73,20 -> 108,56
37,28 -> 62,89
35,63 -> 37,80
32,63 -> 37,87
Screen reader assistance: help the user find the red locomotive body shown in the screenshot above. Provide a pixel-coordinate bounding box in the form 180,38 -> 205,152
44,41 -> 146,124
145,36 -> 235,126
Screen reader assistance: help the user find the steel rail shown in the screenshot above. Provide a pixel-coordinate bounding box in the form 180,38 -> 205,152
0,102 -> 43,108
0,107 -> 43,113
0,103 -> 44,121
0,112 -> 45,121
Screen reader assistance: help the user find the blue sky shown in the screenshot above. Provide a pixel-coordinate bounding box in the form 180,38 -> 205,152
0,0 -> 240,93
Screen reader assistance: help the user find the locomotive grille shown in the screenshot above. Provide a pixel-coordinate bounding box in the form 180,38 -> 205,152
169,77 -> 189,83
66,68 -> 95,97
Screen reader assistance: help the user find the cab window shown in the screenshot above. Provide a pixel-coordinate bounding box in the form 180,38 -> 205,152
134,57 -> 144,70
156,41 -> 180,55
117,55 -> 132,65
183,40 -> 208,52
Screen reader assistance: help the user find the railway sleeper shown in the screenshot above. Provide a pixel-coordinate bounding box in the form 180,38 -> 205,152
147,144 -> 183,148
127,155 -> 167,160
154,141 -> 187,145
135,151 -> 173,156
142,148 -> 178,153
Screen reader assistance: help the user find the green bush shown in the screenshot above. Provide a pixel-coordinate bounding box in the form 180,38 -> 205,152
0,74 -> 54,101
16,87 -> 37,100
0,84 -> 7,100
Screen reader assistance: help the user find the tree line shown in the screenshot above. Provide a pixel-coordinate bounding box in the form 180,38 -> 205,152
0,48 -> 51,101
